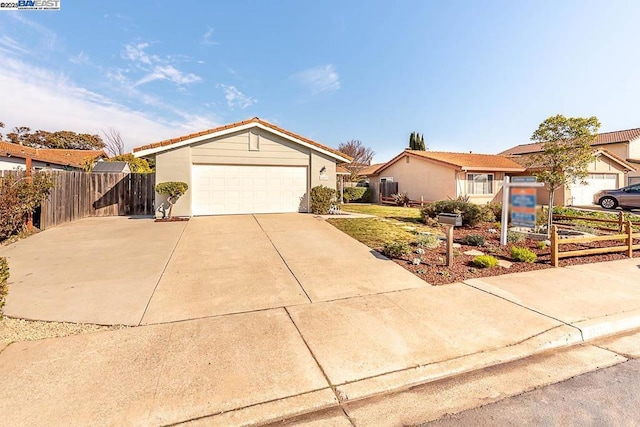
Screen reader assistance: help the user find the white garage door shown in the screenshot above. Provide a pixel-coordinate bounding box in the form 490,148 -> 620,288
192,165 -> 308,215
569,174 -> 618,206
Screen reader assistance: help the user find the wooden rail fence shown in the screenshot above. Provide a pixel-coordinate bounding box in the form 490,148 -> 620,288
550,221 -> 640,267
1,170 -> 156,230
553,211 -> 640,233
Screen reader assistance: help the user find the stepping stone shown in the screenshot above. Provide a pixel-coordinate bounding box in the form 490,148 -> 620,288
452,243 -> 462,248
497,260 -> 513,269
463,249 -> 485,256
402,226 -> 416,231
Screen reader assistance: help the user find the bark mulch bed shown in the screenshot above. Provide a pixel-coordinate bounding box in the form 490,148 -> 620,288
388,222 -> 640,285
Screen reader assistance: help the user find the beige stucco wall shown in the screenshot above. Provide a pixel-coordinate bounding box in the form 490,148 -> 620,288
455,171 -> 505,205
153,128 -> 343,216
154,145 -> 192,217
375,156 -> 457,203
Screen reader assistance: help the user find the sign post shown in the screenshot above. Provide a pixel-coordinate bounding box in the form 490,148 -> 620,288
500,176 -> 544,246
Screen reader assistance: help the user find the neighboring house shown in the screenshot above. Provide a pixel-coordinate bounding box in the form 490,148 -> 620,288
501,128 -> 639,206
363,150 -> 525,204
91,161 -> 131,173
0,141 -> 105,171
133,117 -> 351,216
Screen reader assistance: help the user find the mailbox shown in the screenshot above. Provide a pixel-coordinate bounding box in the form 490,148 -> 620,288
437,213 -> 462,226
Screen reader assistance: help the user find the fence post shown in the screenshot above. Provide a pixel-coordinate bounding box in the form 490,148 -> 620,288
618,211 -> 624,232
550,225 -> 559,267
626,220 -> 633,258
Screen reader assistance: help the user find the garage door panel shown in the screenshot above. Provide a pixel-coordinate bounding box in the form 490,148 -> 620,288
570,174 -> 618,205
192,165 -> 307,215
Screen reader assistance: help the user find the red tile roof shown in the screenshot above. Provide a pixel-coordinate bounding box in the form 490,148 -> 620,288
357,163 -> 387,176
500,128 -> 640,156
509,148 -> 636,171
336,165 -> 351,174
404,150 -> 526,171
133,117 -> 352,161
0,141 -> 105,168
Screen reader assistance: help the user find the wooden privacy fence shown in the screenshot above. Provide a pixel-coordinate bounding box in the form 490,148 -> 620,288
550,222 -> 640,267
1,170 -> 156,229
41,171 -> 156,228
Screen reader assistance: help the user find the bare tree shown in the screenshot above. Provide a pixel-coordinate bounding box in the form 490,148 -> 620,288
101,127 -> 125,157
337,139 -> 375,181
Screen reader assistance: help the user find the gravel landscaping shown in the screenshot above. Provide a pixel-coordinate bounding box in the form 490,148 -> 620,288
0,317 -> 127,347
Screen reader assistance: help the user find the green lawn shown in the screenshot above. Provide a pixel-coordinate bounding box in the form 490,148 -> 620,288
340,204 -> 422,222
326,218 -> 418,248
328,204 -> 439,248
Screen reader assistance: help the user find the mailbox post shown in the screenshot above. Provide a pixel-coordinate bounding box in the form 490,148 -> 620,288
438,213 -> 462,266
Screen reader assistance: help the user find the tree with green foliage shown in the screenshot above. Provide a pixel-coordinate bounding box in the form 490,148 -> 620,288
155,181 -> 188,218
107,154 -> 153,173
528,114 -> 600,234
409,132 -> 426,150
6,126 -> 105,150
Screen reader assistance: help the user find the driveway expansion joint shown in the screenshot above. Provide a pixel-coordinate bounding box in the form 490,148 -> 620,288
253,215 -> 312,304
461,277 -> 586,341
138,222 -> 189,326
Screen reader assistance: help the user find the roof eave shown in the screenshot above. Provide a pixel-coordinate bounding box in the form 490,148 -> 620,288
134,122 -> 351,163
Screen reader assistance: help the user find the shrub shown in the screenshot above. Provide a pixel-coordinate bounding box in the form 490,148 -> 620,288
462,234 -> 486,246
343,186 -> 367,203
420,198 -> 491,227
416,234 -> 441,249
360,188 -> 373,203
0,171 -> 55,242
391,192 -> 410,206
507,231 -> 526,244
536,241 -> 548,250
472,255 -> 498,268
382,241 -> 410,258
0,257 -> 8,319
485,203 -> 502,222
156,181 -> 188,218
310,185 -> 336,215
511,246 -> 537,263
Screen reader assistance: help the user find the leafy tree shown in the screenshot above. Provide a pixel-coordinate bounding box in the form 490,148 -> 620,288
528,114 -> 600,234
337,139 -> 375,181
107,154 -> 153,173
409,132 -> 426,150
6,126 -> 105,150
155,181 -> 188,218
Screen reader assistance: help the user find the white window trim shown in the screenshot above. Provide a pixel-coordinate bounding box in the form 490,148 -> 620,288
466,173 -> 494,195
380,177 -> 394,183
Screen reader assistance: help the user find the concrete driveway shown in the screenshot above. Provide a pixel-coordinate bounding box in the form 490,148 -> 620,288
0,214 -> 427,325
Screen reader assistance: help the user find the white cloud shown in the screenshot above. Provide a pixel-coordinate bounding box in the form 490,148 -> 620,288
292,64 -> 340,94
218,84 -> 257,109
123,42 -> 157,65
0,57 -> 218,151
69,51 -> 90,65
201,27 -> 218,46
0,35 -> 31,56
135,65 -> 201,86
9,13 -> 57,50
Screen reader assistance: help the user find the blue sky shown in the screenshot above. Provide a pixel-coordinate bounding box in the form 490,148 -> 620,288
0,1 -> 639,162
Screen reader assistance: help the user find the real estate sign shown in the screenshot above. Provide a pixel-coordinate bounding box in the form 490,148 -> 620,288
510,187 -> 536,228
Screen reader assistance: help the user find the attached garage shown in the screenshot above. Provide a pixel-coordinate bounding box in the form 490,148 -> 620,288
569,174 -> 618,206
192,165 -> 308,215
133,118 -> 351,217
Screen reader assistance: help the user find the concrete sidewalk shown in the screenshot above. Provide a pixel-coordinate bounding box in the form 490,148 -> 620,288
1,258 -> 639,426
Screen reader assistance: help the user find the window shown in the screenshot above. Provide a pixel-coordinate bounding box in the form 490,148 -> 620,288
467,173 -> 494,195
380,177 -> 394,183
